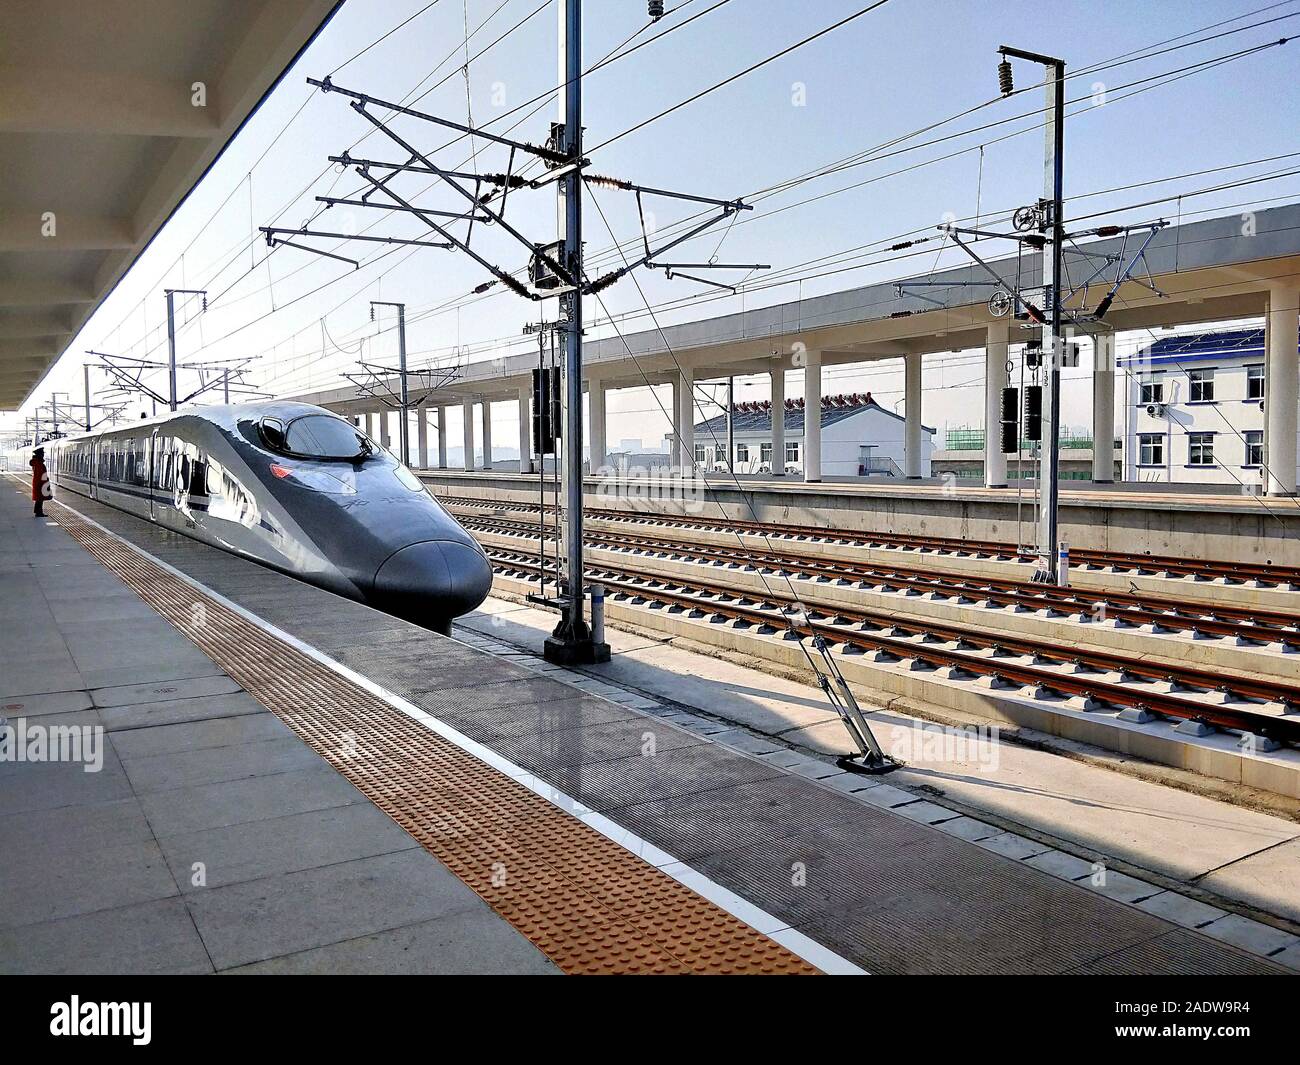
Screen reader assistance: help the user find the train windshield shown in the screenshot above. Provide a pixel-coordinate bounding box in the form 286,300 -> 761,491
281,415 -> 370,460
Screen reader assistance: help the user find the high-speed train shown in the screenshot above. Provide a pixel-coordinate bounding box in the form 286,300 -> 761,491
45,401 -> 492,632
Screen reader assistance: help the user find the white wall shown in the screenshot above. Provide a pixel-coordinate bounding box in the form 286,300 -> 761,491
695,407 -> 934,477
1120,355 -> 1297,487
823,409 -> 933,477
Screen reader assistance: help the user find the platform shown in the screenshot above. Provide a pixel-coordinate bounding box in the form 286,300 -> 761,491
0,481 -> 557,974
1,477 -> 1291,975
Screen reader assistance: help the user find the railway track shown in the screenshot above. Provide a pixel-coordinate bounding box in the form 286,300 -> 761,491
483,545 -> 1300,747
433,491 -> 1300,588
458,513 -> 1300,648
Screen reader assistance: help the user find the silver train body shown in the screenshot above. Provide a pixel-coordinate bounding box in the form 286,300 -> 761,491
46,401 -> 492,632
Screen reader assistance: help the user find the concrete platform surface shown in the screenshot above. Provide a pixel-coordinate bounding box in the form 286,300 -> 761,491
0,482 -> 557,975
459,596 -> 1300,928
3,476 -> 1291,975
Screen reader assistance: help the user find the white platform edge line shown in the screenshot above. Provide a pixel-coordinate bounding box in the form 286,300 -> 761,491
55,496 -> 867,976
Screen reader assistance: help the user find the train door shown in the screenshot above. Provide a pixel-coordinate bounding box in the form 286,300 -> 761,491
148,431 -> 158,520
90,440 -> 98,500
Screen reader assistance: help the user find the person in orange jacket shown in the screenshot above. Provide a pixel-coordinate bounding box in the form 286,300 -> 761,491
30,446 -> 49,518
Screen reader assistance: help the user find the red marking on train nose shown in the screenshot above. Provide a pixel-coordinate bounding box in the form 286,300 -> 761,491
270,463 -> 292,479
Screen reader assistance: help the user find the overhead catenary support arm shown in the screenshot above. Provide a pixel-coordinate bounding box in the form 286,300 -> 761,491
315,194 -> 490,223
328,152 -> 527,188
348,103 -> 573,289
307,76 -> 567,164
260,225 -> 451,254
347,156 -> 541,300
261,236 -> 360,269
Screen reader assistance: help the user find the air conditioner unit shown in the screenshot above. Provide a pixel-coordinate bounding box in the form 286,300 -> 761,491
1144,402 -> 1166,417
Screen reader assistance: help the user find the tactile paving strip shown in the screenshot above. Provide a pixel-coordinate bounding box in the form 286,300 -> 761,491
50,503 -> 816,975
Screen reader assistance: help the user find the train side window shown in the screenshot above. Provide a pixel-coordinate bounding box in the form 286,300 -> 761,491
135,440 -> 149,487
190,455 -> 207,496
158,440 -> 173,490
133,440 -> 146,487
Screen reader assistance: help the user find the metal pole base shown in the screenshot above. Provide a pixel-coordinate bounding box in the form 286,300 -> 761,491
836,752 -> 902,776
544,618 -> 611,665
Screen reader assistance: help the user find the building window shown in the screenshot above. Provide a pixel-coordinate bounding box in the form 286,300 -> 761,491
1138,433 -> 1164,466
785,442 -> 800,465
1244,430 -> 1263,467
1246,365 -> 1264,401
1139,376 -> 1163,405
1188,432 -> 1214,466
760,443 -> 772,465
693,445 -> 704,464
1189,368 -> 1215,403
735,443 -> 749,464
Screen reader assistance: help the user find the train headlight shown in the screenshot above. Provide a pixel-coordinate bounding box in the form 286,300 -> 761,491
394,466 -> 425,492
270,463 -> 357,495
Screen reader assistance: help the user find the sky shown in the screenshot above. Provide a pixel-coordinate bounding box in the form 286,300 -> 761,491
11,0 -> 1300,449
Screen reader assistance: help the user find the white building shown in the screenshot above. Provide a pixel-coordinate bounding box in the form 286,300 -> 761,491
687,392 -> 934,478
1121,327 -> 1300,487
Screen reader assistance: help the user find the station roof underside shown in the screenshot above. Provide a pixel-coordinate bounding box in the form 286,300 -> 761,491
0,0 -> 341,411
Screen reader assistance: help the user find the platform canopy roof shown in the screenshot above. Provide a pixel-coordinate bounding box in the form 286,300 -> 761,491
0,0 -> 341,410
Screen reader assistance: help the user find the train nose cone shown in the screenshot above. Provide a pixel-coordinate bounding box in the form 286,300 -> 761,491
373,539 -> 493,626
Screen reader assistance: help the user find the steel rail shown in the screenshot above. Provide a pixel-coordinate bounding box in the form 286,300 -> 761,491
457,513 -> 1300,643
431,490 -> 1300,587
483,546 -> 1300,742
